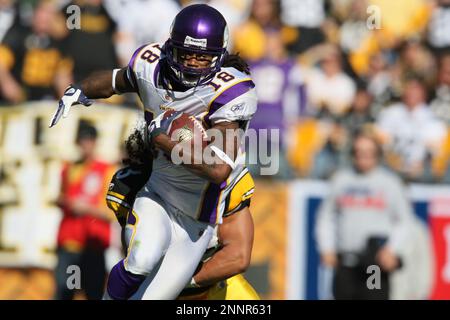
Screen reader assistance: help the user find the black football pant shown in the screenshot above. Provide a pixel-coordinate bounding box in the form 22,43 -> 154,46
333,265 -> 390,300
54,246 -> 106,300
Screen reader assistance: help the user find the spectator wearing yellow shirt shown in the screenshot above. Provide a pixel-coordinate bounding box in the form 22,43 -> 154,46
338,0 -> 432,78
0,0 -> 73,104
337,0 -> 381,77
369,0 -> 431,41
232,0 -> 282,61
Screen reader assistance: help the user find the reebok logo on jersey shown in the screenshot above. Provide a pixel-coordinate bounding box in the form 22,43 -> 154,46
231,103 -> 245,112
184,36 -> 207,49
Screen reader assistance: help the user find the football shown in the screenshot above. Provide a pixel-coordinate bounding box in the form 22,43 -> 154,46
165,110 -> 208,146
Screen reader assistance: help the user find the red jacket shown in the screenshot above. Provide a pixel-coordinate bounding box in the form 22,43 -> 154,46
57,159 -> 115,251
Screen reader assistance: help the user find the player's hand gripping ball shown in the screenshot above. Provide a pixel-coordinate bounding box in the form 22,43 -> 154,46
148,110 -> 208,147
168,112 -> 208,145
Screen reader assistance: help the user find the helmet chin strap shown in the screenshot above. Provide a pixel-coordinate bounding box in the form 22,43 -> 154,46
169,66 -> 198,88
180,71 -> 200,87
162,65 -> 197,91
171,65 -> 215,90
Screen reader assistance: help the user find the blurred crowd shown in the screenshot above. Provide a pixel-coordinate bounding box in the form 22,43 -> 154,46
1,0 -> 450,184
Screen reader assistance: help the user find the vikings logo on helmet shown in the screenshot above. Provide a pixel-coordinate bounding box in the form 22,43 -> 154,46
164,4 -> 229,88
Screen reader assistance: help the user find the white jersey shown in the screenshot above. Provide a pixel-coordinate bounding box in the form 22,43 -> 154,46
126,42 -> 257,224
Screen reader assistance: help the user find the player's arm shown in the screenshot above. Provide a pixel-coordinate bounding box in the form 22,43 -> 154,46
151,120 -> 239,185
49,67 -> 135,127
151,80 -> 256,184
192,207 -> 254,287
79,68 -> 135,99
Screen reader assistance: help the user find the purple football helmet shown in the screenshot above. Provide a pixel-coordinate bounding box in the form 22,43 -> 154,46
164,4 -> 229,88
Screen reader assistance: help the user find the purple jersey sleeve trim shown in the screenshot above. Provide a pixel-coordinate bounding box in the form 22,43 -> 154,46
128,44 -> 147,71
125,45 -> 147,91
203,79 -> 255,127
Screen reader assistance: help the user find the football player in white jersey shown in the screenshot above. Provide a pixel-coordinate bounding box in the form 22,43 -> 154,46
104,151 -> 259,300
50,4 -> 258,299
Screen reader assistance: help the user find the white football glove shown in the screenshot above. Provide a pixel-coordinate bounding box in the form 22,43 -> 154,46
146,110 -> 182,143
49,84 -> 92,128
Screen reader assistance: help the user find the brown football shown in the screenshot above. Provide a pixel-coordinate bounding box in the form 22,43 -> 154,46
166,111 -> 208,147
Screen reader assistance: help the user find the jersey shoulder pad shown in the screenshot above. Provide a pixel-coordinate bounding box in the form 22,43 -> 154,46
127,42 -> 163,85
209,67 -> 254,91
204,68 -> 257,126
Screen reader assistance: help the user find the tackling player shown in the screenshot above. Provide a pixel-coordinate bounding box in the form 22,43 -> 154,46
50,4 -> 258,300
105,136 -> 259,300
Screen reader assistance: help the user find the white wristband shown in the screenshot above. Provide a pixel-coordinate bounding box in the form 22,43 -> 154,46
112,68 -> 121,94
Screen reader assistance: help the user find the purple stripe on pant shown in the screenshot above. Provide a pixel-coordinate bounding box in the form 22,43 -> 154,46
106,260 -> 145,300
